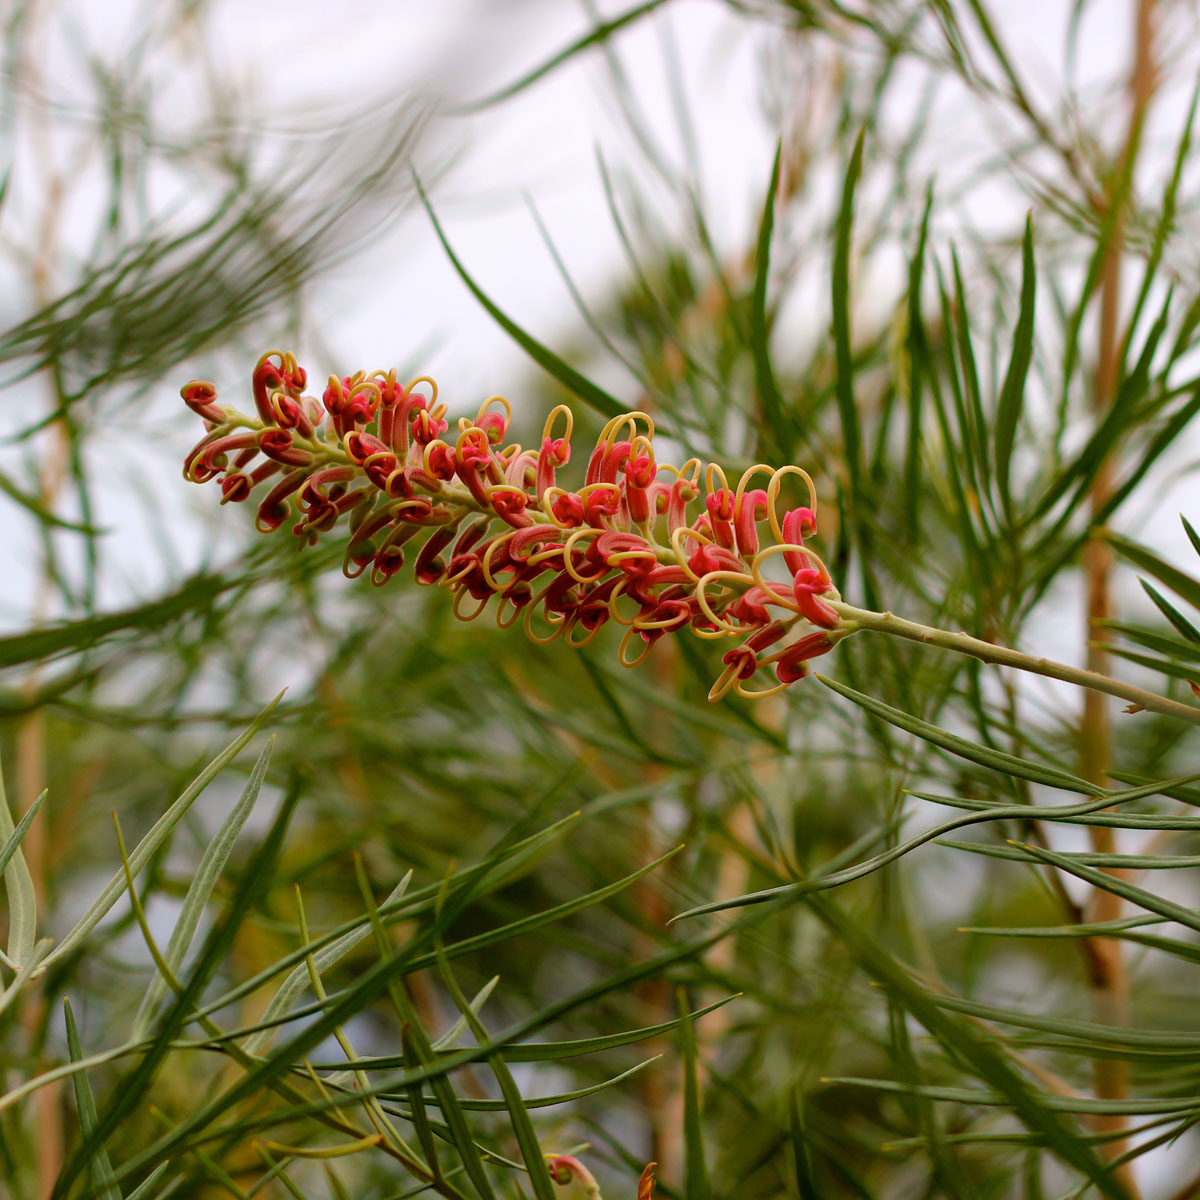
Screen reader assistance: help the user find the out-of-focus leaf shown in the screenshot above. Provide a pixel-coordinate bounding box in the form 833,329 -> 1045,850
0,572 -> 234,670
1140,580 -> 1200,642
994,214 -> 1035,517
0,755 -> 38,968
750,141 -> 786,442
417,176 -> 624,420
0,469 -> 103,534
456,0 -> 670,110
677,990 -> 713,1200
132,738 -> 273,1038
55,774 -> 299,1199
816,673 -> 1099,792
1102,529 -> 1200,613
43,693 -> 282,967
833,129 -> 866,494
808,894 -> 1131,1199
64,998 -> 122,1200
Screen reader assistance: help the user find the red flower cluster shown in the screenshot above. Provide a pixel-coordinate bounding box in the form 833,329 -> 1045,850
183,352 -> 849,700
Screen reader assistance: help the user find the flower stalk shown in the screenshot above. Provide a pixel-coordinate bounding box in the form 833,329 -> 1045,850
826,601 -> 1200,729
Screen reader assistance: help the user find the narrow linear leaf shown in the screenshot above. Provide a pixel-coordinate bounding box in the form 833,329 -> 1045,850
903,185 -> 934,539
1098,620 -> 1200,663
995,214 -> 1036,517
750,141 -> 786,440
1141,580 -> 1200,643
833,129 -> 866,494
0,469 -> 103,533
434,943 -> 555,1200
313,995 -> 737,1071
416,175 -> 624,420
133,738 -> 274,1039
64,998 -> 123,1200
677,990 -> 713,1200
1106,645 -> 1200,682
808,893 -> 1130,1199
670,775 -> 1183,921
937,838 -> 1200,870
816,673 -> 1100,792
0,754 -> 38,967
0,571 -> 234,669
392,1057 -> 660,1112
53,772 -> 298,1200
123,1165 -> 171,1200
1184,514 -> 1200,559
401,1025 -> 443,1186
43,692 -> 282,967
455,0 -> 669,110
0,937 -> 53,1021
0,786 -> 44,889
824,1077 -> 1199,1116
1013,840 -> 1200,935
432,976 -> 500,1052
1103,530 -> 1200,613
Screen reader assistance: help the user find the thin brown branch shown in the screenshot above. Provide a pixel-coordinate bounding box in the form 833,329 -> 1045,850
1080,0 -> 1157,1190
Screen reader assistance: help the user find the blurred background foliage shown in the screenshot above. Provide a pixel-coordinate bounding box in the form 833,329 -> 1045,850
3,1 -> 1200,1198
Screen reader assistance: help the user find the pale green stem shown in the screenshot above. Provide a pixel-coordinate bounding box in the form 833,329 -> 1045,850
828,601 -> 1200,730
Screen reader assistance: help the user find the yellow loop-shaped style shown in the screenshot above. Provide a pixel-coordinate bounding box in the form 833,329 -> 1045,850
421,440 -> 452,482
576,482 -> 623,532
523,582 -> 569,644
669,524 -> 714,583
734,463 -> 777,511
496,597 -> 525,629
561,528 -> 604,584
577,481 -> 622,504
455,423 -> 489,451
765,465 -> 818,545
703,460 -> 730,499
604,577 -> 642,626
451,586 -> 490,623
485,483 -> 528,510
441,557 -> 477,587
630,607 -> 689,632
707,663 -> 744,703
474,393 -> 512,429
628,433 -> 656,472
597,409 -> 655,454
481,529 -> 519,590
525,543 -> 568,569
404,375 -> 439,406
606,547 -> 657,569
541,403 -> 574,446
693,569 -> 756,635
618,625 -> 655,669
566,618 -> 605,648
539,486 -> 578,530
350,379 -> 381,406
748,543 -> 820,614
733,675 -> 792,701
656,455 -> 701,488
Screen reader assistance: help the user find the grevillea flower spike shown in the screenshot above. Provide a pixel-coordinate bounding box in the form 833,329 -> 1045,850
183,352 -> 853,700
